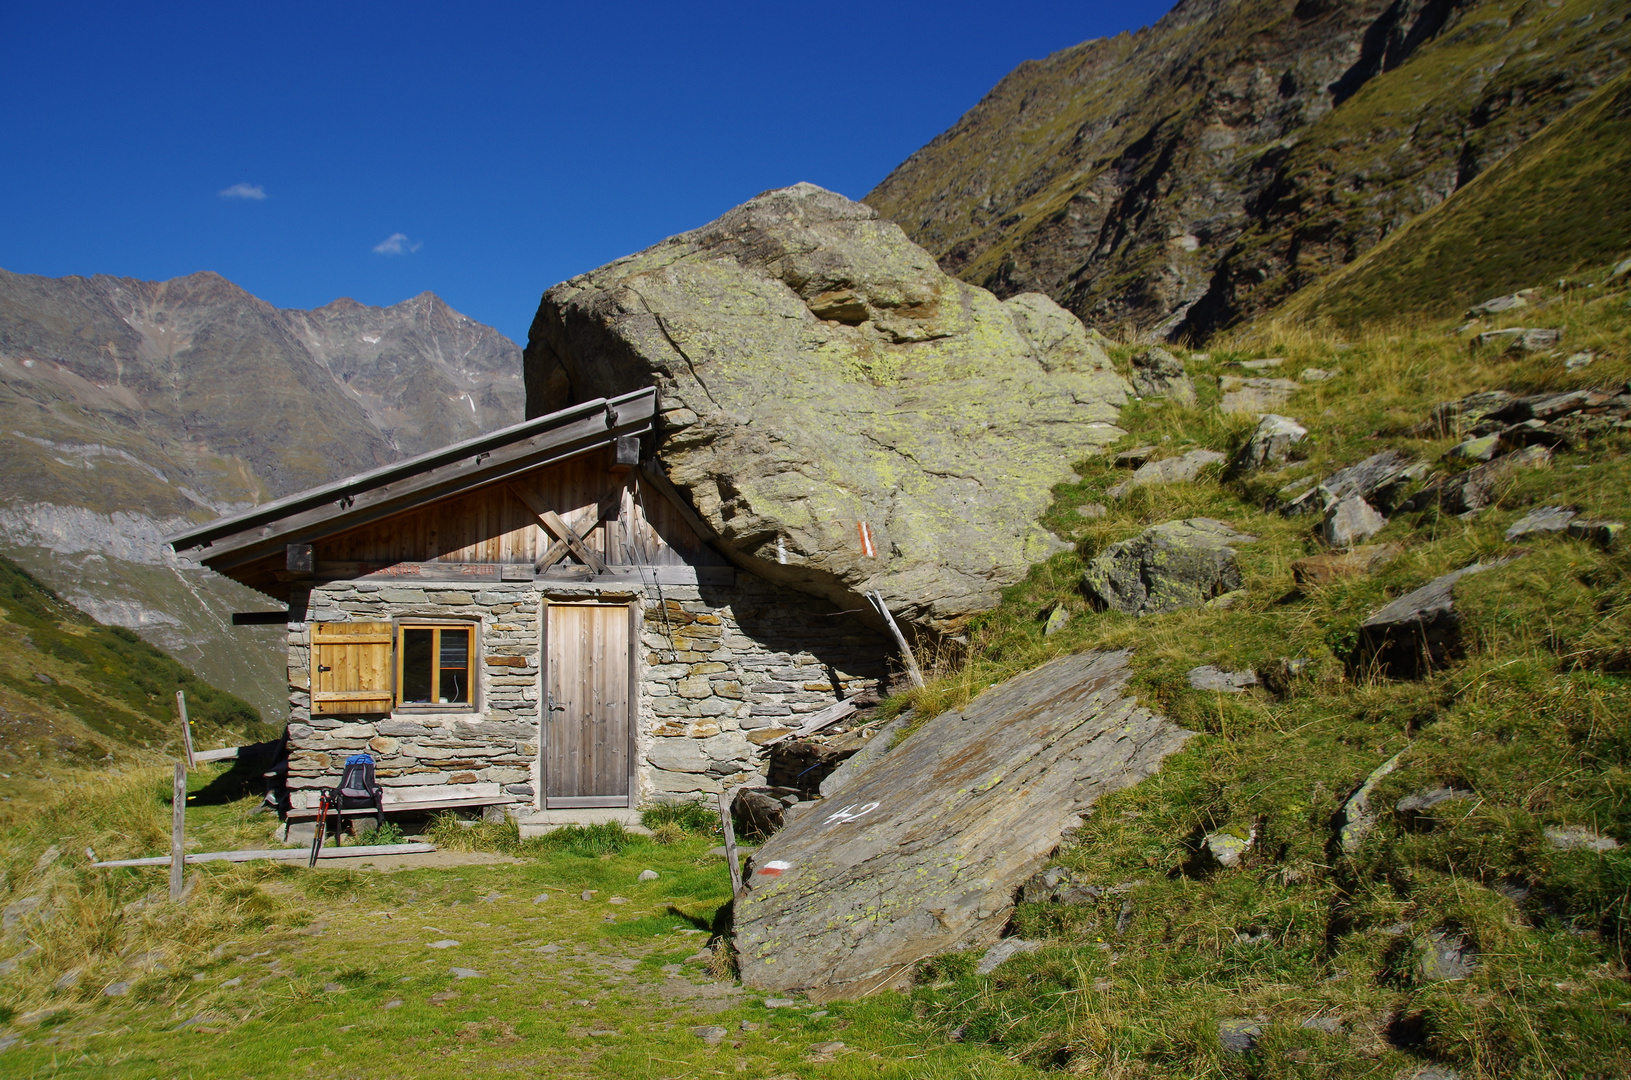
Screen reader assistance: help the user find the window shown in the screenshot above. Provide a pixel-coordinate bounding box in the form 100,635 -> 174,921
395,622 -> 475,709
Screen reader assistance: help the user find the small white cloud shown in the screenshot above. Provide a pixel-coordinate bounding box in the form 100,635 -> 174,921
219,183 -> 267,200
372,232 -> 422,256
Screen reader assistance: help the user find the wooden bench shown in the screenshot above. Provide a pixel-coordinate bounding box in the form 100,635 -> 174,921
282,795 -> 521,822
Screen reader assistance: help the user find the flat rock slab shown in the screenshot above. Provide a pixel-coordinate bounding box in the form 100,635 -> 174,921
732,651 -> 1192,1001
1348,562 -> 1503,679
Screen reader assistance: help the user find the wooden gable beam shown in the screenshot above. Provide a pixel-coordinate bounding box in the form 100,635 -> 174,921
507,482 -> 627,574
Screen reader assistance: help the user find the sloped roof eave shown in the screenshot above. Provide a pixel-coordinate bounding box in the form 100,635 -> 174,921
166,386 -> 658,568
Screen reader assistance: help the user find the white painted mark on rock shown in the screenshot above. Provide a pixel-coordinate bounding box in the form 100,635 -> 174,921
823,802 -> 879,826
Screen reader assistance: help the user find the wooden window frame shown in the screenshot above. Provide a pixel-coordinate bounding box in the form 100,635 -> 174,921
391,617 -> 481,713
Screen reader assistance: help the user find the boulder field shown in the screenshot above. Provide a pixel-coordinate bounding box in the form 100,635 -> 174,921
523,183 -> 1131,636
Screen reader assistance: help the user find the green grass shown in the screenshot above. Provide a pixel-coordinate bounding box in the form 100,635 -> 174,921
0,770 -> 1044,1079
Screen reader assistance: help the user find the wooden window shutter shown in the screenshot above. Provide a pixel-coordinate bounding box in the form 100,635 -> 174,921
311,622 -> 394,715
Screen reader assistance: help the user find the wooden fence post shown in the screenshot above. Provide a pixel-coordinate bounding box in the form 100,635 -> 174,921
170,762 -> 187,902
716,789 -> 743,897
176,690 -> 195,770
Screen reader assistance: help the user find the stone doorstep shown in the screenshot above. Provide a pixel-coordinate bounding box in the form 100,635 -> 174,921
516,807 -> 647,836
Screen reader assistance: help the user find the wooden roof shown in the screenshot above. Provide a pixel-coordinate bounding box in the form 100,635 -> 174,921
166,388 -> 658,579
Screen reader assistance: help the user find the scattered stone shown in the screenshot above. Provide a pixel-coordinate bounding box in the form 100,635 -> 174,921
450,967 -> 483,979
1115,445 -> 1158,468
1108,449 -> 1227,497
1407,445 -> 1553,516
382,998 -> 403,1009
734,652 -> 1192,1001
1545,826 -> 1621,852
1291,543 -> 1402,586
1399,1066 -> 1461,1080
1396,787 -> 1476,813
1466,291 -> 1532,317
1418,927 -> 1477,981
323,982 -> 345,993
1301,1015 -> 1343,1034
1217,1019 -> 1262,1054
1115,898 -> 1136,935
1019,867 -> 1103,905
1282,449 -> 1422,517
1349,563 -> 1498,679
1505,505 -> 1578,541
692,1025 -> 729,1044
975,938 -> 1042,974
762,998 -> 796,1008
1340,752 -> 1404,853
581,891 -> 594,902
479,892 -> 501,903
0,945 -> 38,977
1037,603 -> 1071,638
536,944 -> 561,953
1130,348 -> 1198,405
1322,495 -> 1387,548
1082,518 -> 1256,616
103,979 -> 132,997
1205,827 -> 1255,868
1231,414 -> 1307,472
1567,519 -> 1624,548
428,990 -> 459,1004
1234,925 -> 1271,945
532,894 -> 550,904
221,977 -> 241,988
1300,367 -> 1339,381
608,897 -> 629,905
2,896 -> 43,930
1187,666 -> 1258,693
1076,503 -> 1107,519
1445,434 -> 1501,461
34,845 -> 61,873
1475,327 -> 1560,351
806,1041 -> 846,1059
1236,357 -> 1284,370
1219,376 -> 1300,414
426,939 -> 460,949
637,870 -> 659,882
1564,351 -> 1595,370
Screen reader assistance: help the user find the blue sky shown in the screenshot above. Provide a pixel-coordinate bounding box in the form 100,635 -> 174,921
1,1 -> 1175,343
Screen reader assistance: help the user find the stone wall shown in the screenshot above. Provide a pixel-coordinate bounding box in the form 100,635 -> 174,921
281,573 -> 888,811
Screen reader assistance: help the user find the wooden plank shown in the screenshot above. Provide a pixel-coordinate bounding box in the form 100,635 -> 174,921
171,388 -> 656,562
540,509 -> 609,574
93,842 -> 437,868
194,747 -> 239,763
312,621 -> 393,715
170,763 -> 186,901
760,698 -> 859,747
638,463 -> 718,544
718,789 -> 743,897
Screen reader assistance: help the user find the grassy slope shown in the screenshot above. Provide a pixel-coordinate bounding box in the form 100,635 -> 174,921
1281,71 -> 1631,327
0,555 -> 271,772
876,264 -> 1631,1077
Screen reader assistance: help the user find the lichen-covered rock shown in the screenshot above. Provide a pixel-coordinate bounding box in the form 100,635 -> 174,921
1107,449 -> 1225,498
1082,518 -> 1256,616
732,651 -> 1191,1001
525,183 -> 1131,635
1231,414 -> 1306,472
1187,665 -> 1258,693
1282,450 -> 1423,517
1504,505 -> 1578,542
1129,348 -> 1197,405
1218,376 -> 1299,414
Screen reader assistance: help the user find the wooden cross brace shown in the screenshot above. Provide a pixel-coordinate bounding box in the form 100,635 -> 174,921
508,482 -> 624,574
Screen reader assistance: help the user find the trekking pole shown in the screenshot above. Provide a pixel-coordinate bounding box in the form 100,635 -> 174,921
308,792 -> 330,867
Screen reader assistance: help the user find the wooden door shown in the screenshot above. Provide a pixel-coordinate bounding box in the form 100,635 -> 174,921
311,622 -> 394,715
543,603 -> 633,808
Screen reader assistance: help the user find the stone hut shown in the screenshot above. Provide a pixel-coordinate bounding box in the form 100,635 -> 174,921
166,387 -> 889,832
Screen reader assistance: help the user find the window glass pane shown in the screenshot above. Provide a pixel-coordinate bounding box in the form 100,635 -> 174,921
439,628 -> 470,704
402,628 -> 434,703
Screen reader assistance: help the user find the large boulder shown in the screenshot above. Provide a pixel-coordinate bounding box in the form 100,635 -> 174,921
1082,518 -> 1255,615
1347,563 -> 1497,679
524,184 -> 1131,634
731,651 -> 1192,1000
